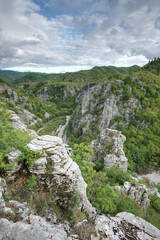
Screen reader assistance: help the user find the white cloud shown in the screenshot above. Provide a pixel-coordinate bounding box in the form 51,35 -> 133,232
1,0 -> 160,72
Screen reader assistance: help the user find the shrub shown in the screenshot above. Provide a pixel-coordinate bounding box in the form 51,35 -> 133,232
104,166 -> 131,186
27,175 -> 37,191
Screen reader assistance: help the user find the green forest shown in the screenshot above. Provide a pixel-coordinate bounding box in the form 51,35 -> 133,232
0,58 -> 160,229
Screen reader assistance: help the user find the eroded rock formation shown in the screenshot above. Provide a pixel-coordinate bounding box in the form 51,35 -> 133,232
72,82 -> 139,137
114,181 -> 151,210
27,135 -> 96,217
91,128 -> 128,171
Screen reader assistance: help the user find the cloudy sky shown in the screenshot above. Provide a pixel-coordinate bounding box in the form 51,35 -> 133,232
0,0 -> 160,73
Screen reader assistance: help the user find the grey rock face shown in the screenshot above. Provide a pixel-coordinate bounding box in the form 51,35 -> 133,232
19,109 -> 41,126
9,110 -> 27,131
72,82 -> 139,137
91,128 -> 128,171
44,112 -> 50,118
0,178 -> 13,214
36,85 -> 79,101
64,85 -> 79,98
0,215 -> 68,240
27,135 -> 96,217
37,86 -> 52,101
115,181 -> 150,209
9,110 -> 38,137
92,214 -> 125,240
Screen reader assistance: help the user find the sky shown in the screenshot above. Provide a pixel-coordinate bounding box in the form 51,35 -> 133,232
0,0 -> 160,73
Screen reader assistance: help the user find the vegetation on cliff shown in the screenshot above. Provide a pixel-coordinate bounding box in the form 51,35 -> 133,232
0,58 -> 160,229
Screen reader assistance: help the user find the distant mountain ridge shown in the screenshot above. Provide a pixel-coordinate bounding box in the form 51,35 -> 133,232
13,65 -> 140,85
0,70 -> 28,82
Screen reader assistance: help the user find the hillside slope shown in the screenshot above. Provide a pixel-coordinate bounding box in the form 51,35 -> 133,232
0,60 -> 160,237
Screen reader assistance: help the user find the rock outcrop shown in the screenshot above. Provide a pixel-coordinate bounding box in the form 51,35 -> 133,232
37,86 -> 53,101
9,110 -> 27,131
6,148 -> 22,175
91,128 -> 128,171
72,82 -> 139,137
1,212 -> 160,240
36,85 -> 79,101
9,110 -> 38,137
114,181 -> 150,209
27,135 -> 96,217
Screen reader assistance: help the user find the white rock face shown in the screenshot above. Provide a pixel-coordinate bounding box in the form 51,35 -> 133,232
27,135 -> 96,217
64,85 -> 79,98
91,128 -> 128,171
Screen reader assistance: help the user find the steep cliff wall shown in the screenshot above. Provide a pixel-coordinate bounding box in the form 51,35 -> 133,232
71,82 -> 139,139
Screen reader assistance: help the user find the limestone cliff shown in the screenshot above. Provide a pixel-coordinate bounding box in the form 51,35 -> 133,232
36,85 -> 79,101
71,82 -> 139,137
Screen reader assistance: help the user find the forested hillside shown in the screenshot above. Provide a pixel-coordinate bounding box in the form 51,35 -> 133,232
0,70 -> 28,82
0,60 -> 160,233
